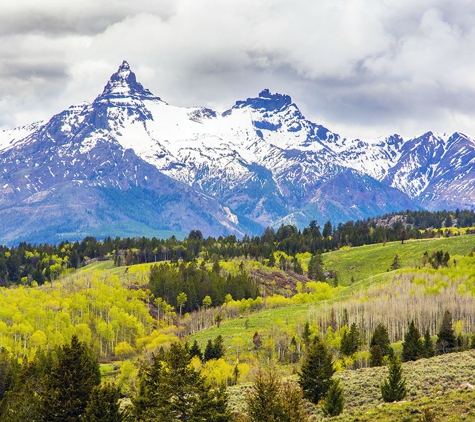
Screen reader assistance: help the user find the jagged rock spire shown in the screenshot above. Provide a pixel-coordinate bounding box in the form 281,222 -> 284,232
97,60 -> 159,101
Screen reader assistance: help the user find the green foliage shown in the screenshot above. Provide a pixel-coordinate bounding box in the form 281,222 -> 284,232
245,366 -> 308,422
298,340 -> 335,404
132,342 -> 232,421
307,253 -> 326,282
322,379 -> 344,417
189,340 -> 203,361
436,310 -> 456,354
149,262 -> 258,313
41,334 -> 101,421
369,345 -> 384,367
340,323 -> 360,356
83,383 -> 123,422
0,380 -> 42,422
302,322 -> 311,346
402,320 -> 424,362
176,292 -> 187,315
381,356 -> 406,403
204,335 -> 225,362
370,324 -> 391,354
423,329 -> 435,358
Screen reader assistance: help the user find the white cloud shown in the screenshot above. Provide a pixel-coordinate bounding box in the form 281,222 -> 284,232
1,0 -> 475,139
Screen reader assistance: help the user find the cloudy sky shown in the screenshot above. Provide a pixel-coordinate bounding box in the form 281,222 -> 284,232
1,0 -> 475,139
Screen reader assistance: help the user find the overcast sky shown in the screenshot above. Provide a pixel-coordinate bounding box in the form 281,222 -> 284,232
1,0 -> 475,139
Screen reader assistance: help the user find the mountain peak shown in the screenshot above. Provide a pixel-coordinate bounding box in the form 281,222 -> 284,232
97,61 -> 160,101
229,89 -> 293,113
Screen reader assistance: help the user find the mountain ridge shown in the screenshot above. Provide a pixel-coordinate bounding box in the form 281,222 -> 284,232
0,61 -> 473,244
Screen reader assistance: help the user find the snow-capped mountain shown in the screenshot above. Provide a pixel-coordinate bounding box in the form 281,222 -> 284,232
0,61 -> 473,244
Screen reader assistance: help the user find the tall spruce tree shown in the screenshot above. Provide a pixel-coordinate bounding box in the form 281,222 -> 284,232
402,320 -> 424,362
423,328 -> 435,358
370,323 -> 392,357
189,340 -> 203,360
381,355 -> 406,403
436,310 -> 456,354
41,335 -> 101,422
321,379 -> 344,417
298,340 -> 335,404
369,345 -> 384,367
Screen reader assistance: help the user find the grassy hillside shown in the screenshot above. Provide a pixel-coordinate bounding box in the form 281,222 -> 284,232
192,235 -> 475,351
1,233 -> 475,419
322,234 -> 475,287
228,351 -> 475,421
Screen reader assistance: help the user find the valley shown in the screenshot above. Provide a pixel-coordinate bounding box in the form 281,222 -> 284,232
0,219 -> 475,420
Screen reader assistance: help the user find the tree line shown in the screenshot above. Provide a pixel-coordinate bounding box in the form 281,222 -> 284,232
0,209 -> 474,286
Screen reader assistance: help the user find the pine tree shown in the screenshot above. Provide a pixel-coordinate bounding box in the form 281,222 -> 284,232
340,323 -> 360,356
436,310 -> 456,354
246,366 -> 308,422
402,320 -> 424,362
298,340 -> 335,404
203,335 -> 225,362
369,345 -> 384,367
0,380 -> 42,422
423,328 -> 435,358
307,253 -> 326,282
370,323 -> 393,358
41,335 -> 101,422
132,342 -> 232,421
0,349 -> 54,422
189,340 -> 203,360
83,383 -> 123,422
131,352 -> 164,419
321,379 -> 344,417
204,339 -> 215,362
381,355 -> 406,402
246,366 -> 283,421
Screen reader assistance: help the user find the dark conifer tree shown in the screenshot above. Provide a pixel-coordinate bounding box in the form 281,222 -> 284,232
132,343 -> 232,421
189,340 -> 203,361
307,253 -> 326,282
298,340 -> 334,404
402,320 -> 424,362
370,323 -> 393,358
321,379 -> 344,417
436,310 -> 456,354
381,355 -> 406,402
0,379 -> 42,422
369,345 -> 384,367
203,335 -> 225,362
41,335 -> 101,422
340,323 -> 360,356
246,366 -> 307,422
423,328 -> 435,358
83,383 -> 123,422
302,322 -> 311,347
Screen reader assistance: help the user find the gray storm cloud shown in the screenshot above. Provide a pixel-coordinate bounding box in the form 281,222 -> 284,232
1,0 -> 475,139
